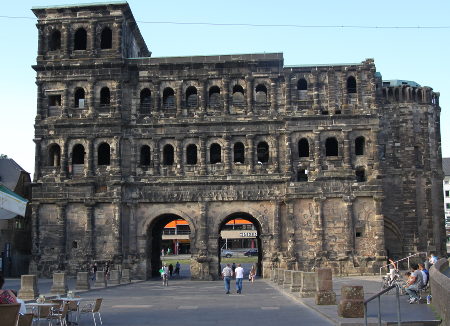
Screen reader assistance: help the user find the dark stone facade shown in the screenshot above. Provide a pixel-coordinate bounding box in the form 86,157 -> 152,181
30,2 -> 446,279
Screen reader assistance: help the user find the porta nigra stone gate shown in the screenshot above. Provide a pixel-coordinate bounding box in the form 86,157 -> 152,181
30,2 -> 447,279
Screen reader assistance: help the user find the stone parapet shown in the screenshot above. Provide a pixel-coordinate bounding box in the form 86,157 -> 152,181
430,258 -> 450,325
18,275 -> 39,300
75,272 -> 90,290
337,285 -> 364,318
50,272 -> 69,295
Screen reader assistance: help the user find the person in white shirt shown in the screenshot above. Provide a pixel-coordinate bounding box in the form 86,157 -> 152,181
234,264 -> 244,294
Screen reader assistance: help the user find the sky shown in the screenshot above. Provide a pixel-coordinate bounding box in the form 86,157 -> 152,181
1,0 -> 449,176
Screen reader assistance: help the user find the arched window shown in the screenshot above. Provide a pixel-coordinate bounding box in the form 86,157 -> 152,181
233,142 -> 245,164
74,28 -> 87,50
100,27 -> 112,49
257,141 -> 269,163
232,85 -> 245,106
186,144 -> 198,165
347,76 -> 357,94
297,78 -> 307,91
72,144 -> 85,164
355,136 -> 365,156
325,137 -> 339,156
209,86 -> 220,107
48,144 -> 61,167
186,86 -> 198,108
49,30 -> 61,51
210,143 -> 221,164
255,84 -> 267,104
298,138 -> 310,158
163,144 -> 174,166
98,143 -> 110,166
140,88 -> 152,113
163,87 -> 175,110
140,145 -> 151,166
74,88 -> 85,108
100,87 -> 110,106
356,167 -> 366,182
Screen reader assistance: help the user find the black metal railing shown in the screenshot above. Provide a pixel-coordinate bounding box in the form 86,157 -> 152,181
364,284 -> 401,326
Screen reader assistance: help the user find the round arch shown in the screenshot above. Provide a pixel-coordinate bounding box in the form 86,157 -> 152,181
384,217 -> 403,261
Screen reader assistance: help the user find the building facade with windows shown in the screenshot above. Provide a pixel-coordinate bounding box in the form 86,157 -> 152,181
30,2 -> 446,279
442,158 -> 450,233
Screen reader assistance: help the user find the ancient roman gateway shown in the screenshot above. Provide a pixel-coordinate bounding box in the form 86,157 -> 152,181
30,2 -> 447,279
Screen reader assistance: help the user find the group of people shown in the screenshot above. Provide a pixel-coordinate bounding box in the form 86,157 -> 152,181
222,263 -> 256,294
160,261 -> 181,286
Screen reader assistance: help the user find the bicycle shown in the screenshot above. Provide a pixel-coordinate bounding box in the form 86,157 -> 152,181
381,272 -> 406,295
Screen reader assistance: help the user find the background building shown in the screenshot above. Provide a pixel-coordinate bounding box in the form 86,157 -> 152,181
442,158 -> 450,243
30,2 -> 446,279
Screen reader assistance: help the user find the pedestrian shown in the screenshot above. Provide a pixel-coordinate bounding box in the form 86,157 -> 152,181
105,261 -> 110,280
161,248 -> 165,257
249,264 -> 256,283
222,263 -> 233,294
175,261 -> 180,276
169,263 -> 174,277
160,263 -> 169,286
231,262 -> 236,273
91,262 -> 97,281
234,263 -> 244,294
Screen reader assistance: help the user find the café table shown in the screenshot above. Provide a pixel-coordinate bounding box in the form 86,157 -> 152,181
25,302 -> 59,326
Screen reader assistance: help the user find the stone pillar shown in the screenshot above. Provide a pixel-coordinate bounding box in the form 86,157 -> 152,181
270,78 -> 278,113
94,271 -> 107,288
277,268 -> 284,286
274,134 -> 280,173
62,24 -> 70,58
87,137 -> 94,177
299,271 -> 317,298
175,138 -> 183,175
373,196 -> 386,257
37,25 -> 45,57
88,23 -> 95,56
283,270 -> 293,290
112,203 -> 122,260
109,270 -> 121,285
245,76 -> 253,115
85,202 -> 95,260
338,285 -> 364,318
50,272 -> 69,295
224,135 -> 231,174
272,268 -> 278,283
61,139 -> 69,178
246,135 -> 254,174
33,138 -> 42,181
313,130 -> 322,175
313,196 -> 326,254
75,272 -> 90,290
176,84 -> 183,117
290,271 -> 302,293
121,269 -> 131,283
35,82 -> 44,121
270,268 -> 276,282
222,79 -> 230,115
343,130 -> 351,169
285,200 -> 297,269
62,85 -> 69,118
200,137 -> 207,175
283,132 -> 293,175
115,22 -> 123,56
56,203 -> 67,268
200,80 -> 207,114
87,82 -> 95,116
271,201 -> 281,253
343,196 -> 355,254
315,268 -> 336,305
153,138 -> 160,175
31,203 -> 40,258
18,275 -> 39,300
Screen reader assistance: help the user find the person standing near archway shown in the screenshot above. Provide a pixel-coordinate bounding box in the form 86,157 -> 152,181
222,264 -> 233,294
235,264 -> 244,294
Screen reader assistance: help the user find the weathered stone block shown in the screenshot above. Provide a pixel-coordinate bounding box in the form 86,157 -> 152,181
270,268 -> 276,282
121,269 -> 131,283
283,270 -> 293,289
272,268 -> 278,283
94,271 -> 107,288
18,275 -> 38,300
109,270 -> 121,285
290,271 -> 302,292
316,268 -> 333,291
338,285 -> 364,318
299,271 -> 317,298
75,272 -> 90,290
50,272 -> 68,295
315,290 -> 337,305
277,268 -> 284,286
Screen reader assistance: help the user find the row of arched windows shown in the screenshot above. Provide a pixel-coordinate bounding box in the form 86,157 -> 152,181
297,136 -> 365,158
296,76 -> 357,94
48,27 -> 112,52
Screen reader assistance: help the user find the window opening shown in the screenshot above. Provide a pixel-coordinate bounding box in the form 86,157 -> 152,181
255,84 -> 267,104
297,169 -> 308,182
186,86 -> 198,108
210,143 -> 222,164
74,28 -> 87,50
232,85 -> 245,106
355,167 -> 366,182
140,145 -> 151,166
163,144 -> 174,166
445,190 -> 449,197
347,76 -> 357,94
233,142 -> 245,164
209,86 -> 220,107
297,78 -> 307,91
100,87 -> 110,106
355,136 -> 365,156
163,88 -> 175,110
48,144 -> 61,167
74,88 -> 85,108
140,88 -> 152,113
49,30 -> 61,51
72,144 -> 85,164
186,144 -> 198,165
325,137 -> 339,156
298,138 -> 309,158
257,141 -> 269,163
48,95 -> 61,107
98,143 -> 111,166
100,27 -> 112,49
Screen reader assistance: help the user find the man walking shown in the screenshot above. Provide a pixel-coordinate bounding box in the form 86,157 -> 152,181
235,263 -> 244,294
222,264 -> 233,294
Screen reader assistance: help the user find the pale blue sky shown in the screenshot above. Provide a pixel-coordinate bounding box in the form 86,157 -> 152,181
1,0 -> 449,175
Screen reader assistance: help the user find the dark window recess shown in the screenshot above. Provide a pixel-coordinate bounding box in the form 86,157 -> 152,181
48,95 -> 61,107
100,27 -> 112,49
210,143 -> 222,164
325,138 -> 339,156
74,28 -> 87,50
72,144 -> 85,164
355,231 -> 362,238
100,87 -> 110,106
255,84 -> 267,104
297,78 -> 307,90
74,88 -> 85,108
209,86 -> 220,107
163,88 -> 175,109
48,144 -> 61,167
49,30 -> 61,51
163,145 -> 174,166
233,142 -> 245,163
297,169 -> 308,182
335,110 -> 341,114
355,136 -> 365,155
232,85 -> 245,106
72,241 -> 78,249
140,145 -> 151,166
298,138 -> 309,158
98,143 -> 111,166
186,144 -> 198,165
347,76 -> 357,94
186,86 -> 198,108
446,203 -> 450,209
445,190 -> 449,197
355,167 -> 366,182
321,110 -> 329,115
140,88 -> 151,113
257,141 -> 269,163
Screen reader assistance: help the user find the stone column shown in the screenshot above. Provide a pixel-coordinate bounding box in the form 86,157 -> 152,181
87,82 -> 95,116
246,135 -> 254,174
31,203 -> 40,258
87,138 -> 94,177
286,74 -> 292,110
313,131 -> 322,175
315,268 -> 336,305
153,138 -> 160,175
88,23 -> 95,56
18,275 -> 39,300
343,129 -> 351,169
114,83 -> 122,118
51,272 -> 69,295
222,79 -> 230,115
112,203 -> 122,261
200,80 -> 207,115
33,138 -> 42,181
114,22 -> 123,56
274,134 -> 280,173
245,76 -> 253,115
175,138 -> 183,175
37,25 -> 45,57
343,196 -> 355,254
311,72 -> 319,110
85,202 -> 95,260
313,196 -> 326,254
35,82 -> 44,121
270,78 -> 278,113
271,201 -> 281,253
285,200 -> 297,269
277,268 -> 285,286
176,84 -> 183,117
56,203 -> 67,268
338,285 -> 364,318
61,85 -> 69,118
62,24 -> 70,58
61,139 -> 69,178
283,132 -> 293,175
200,137 -> 207,175
373,196 -> 386,257
76,272 -> 90,290
224,135 -> 231,174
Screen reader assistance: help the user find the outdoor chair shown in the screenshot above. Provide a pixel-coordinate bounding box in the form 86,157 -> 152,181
0,303 -> 20,326
18,313 -> 34,326
68,299 -> 81,323
47,302 -> 69,326
79,298 -> 103,326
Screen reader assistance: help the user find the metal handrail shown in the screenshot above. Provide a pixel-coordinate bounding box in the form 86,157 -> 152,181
379,252 -> 427,275
364,284 -> 401,326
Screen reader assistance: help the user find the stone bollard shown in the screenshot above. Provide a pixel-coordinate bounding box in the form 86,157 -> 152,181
94,271 -> 107,288
315,268 -> 336,305
270,268 -> 275,282
109,270 -> 121,285
272,268 -> 278,283
277,269 -> 285,286
50,272 -> 69,295
76,272 -> 90,291
18,275 -> 39,300
121,269 -> 131,283
290,271 -> 302,293
299,271 -> 317,298
283,270 -> 293,290
338,285 -> 364,318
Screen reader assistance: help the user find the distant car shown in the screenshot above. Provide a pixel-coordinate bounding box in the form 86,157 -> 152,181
221,250 -> 233,258
244,248 -> 258,256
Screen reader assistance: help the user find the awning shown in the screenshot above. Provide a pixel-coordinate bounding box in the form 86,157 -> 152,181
0,184 -> 28,220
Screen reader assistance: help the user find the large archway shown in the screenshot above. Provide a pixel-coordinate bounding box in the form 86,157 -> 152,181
217,212 -> 263,277
146,214 -> 192,279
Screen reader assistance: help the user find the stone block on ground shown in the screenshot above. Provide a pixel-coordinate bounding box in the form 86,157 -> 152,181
76,272 -> 90,290
50,272 -> 69,295
109,270 -> 121,285
299,271 -> 317,298
94,271 -> 107,288
277,269 -> 285,286
283,270 -> 293,290
290,271 -> 302,292
337,285 -> 364,318
272,268 -> 278,283
315,290 -> 337,305
121,269 -> 131,283
18,275 -> 38,300
315,268 -> 336,305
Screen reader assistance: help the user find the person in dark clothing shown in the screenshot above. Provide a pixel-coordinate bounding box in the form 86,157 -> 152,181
231,263 -> 236,273
168,264 -> 174,277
